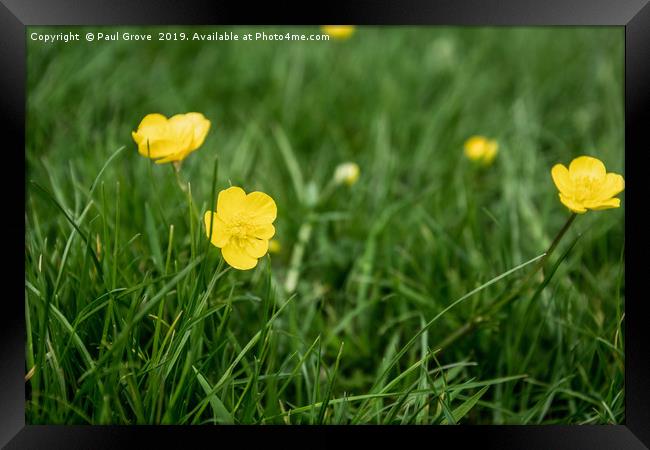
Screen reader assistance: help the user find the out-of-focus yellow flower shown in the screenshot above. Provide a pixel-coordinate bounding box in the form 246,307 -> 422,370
551,155 -> 624,213
268,239 -> 281,254
321,25 -> 355,40
334,162 -> 360,186
204,186 -> 277,270
95,234 -> 102,259
464,136 -> 498,166
132,112 -> 211,164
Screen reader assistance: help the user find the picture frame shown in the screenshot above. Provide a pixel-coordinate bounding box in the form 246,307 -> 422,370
3,0 -> 649,447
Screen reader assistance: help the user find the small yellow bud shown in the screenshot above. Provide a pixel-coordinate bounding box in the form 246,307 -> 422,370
334,162 -> 360,186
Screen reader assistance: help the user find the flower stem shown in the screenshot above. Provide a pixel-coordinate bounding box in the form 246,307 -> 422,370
435,213 -> 577,352
170,164 -> 201,235
528,213 -> 577,281
488,212 -> 576,313
285,220 -> 313,293
172,163 -> 188,193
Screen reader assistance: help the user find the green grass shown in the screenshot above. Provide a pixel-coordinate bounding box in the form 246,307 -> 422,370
25,26 -> 625,425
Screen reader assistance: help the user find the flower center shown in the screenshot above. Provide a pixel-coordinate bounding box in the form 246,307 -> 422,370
573,175 -> 599,202
226,213 -> 254,239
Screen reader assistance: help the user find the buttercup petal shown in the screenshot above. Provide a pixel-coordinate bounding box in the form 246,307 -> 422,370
253,223 -> 276,240
168,114 -> 196,153
587,198 -> 621,210
483,140 -> 498,165
204,211 -> 230,248
559,194 -> 587,214
241,237 -> 269,259
245,192 -> 277,224
594,172 -> 624,201
551,164 -> 572,195
321,25 -> 355,40
184,113 -> 211,151
569,156 -> 606,181
222,241 -> 258,270
154,147 -> 191,163
138,138 -> 185,160
134,115 -> 168,141
137,113 -> 168,129
216,186 -> 247,220
464,136 -> 485,160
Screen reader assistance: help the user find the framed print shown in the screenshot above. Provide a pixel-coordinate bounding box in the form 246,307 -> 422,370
2,0 -> 649,447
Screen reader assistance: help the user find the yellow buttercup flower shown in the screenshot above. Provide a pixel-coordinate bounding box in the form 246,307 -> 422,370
132,112 -> 211,164
321,25 -> 355,40
551,155 -> 624,214
268,239 -> 281,254
334,162 -> 360,186
464,136 -> 498,165
204,186 -> 277,270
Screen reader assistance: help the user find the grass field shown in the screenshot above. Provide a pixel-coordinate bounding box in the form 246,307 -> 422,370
25,26 -> 625,425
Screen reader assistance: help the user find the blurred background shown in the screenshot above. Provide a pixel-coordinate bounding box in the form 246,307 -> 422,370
26,26 -> 624,424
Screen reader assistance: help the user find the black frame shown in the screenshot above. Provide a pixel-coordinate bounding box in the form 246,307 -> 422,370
3,0 -> 649,448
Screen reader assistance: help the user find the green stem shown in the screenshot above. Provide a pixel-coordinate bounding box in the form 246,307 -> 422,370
152,224 -> 175,360
436,213 -> 577,351
526,213 -> 576,282
488,213 -> 577,314
172,163 -> 188,193
285,220 -> 313,293
170,165 -> 201,258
